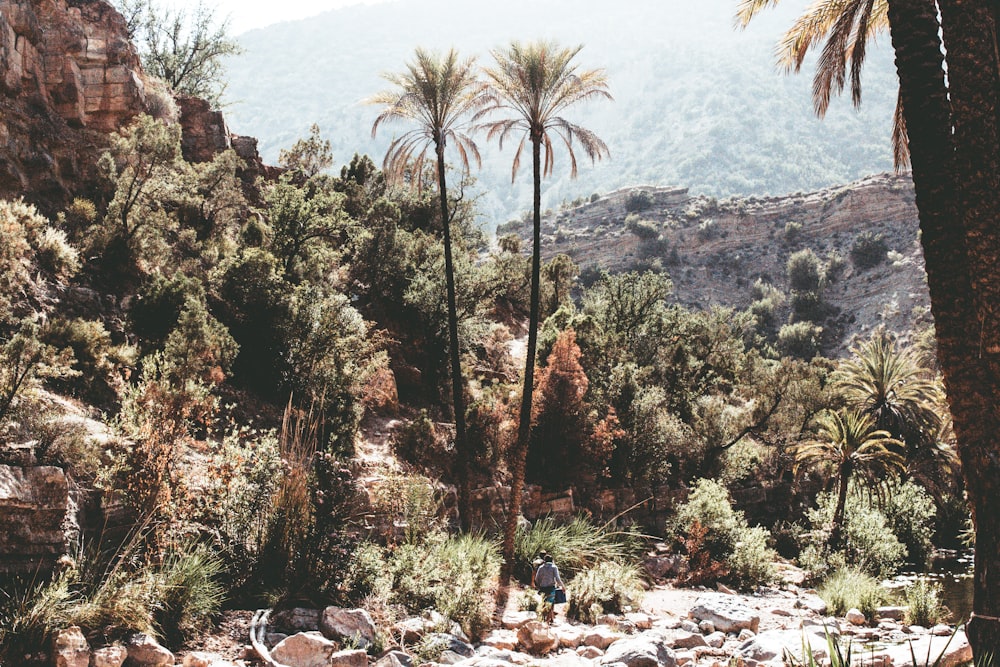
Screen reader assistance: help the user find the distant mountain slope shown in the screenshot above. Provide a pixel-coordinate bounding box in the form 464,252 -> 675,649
221,0 -> 899,225
506,172 -> 929,355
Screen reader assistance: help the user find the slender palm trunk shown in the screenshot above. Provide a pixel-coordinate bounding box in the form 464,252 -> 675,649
830,461 -> 851,550
501,134 -> 543,581
436,142 -> 471,532
934,0 -> 1000,652
888,0 -> 1000,654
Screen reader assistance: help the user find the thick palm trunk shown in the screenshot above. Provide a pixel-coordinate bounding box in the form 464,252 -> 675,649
501,135 -> 543,581
436,144 -> 471,532
888,0 -> 1000,654
934,0 -> 1000,651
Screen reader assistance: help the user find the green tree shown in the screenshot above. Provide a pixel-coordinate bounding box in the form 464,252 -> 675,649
369,48 -> 484,530
794,409 -> 904,548
116,0 -> 241,106
477,40 -> 611,578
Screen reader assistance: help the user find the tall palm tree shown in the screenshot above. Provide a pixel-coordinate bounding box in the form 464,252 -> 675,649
477,41 -> 611,579
795,409 -> 904,548
369,48 -> 483,530
736,0 -> 909,168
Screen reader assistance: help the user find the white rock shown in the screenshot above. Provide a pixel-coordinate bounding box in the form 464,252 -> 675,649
374,651 -> 414,667
738,629 -> 756,642
502,611 -> 538,630
183,652 -> 226,667
582,626 -> 623,650
557,625 -> 585,649
481,629 -> 519,651
679,620 -> 700,634
330,648 -> 370,667
706,631 -> 728,648
675,651 -> 695,666
52,627 -> 89,667
689,594 -> 760,634
796,595 -> 828,616
698,620 -> 715,635
932,624 -> 954,637
90,645 -> 127,667
880,630 -> 971,667
577,646 -> 604,659
877,606 -> 907,622
625,613 -> 653,630
125,634 -> 174,667
271,632 -> 337,667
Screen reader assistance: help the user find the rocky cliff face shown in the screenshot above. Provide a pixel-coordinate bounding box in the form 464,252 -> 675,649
510,173 -> 929,355
0,0 -> 148,211
0,0 -> 271,214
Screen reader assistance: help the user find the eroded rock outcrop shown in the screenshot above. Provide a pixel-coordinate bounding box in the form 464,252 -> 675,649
0,464 -> 78,575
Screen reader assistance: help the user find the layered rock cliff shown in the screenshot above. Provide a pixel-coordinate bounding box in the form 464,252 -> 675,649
0,0 -> 148,210
509,173 -> 929,355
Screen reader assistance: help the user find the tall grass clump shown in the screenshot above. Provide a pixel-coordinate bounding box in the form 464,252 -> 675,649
513,516 -> 641,583
384,531 -> 500,639
904,578 -> 946,627
818,567 -> 887,621
566,560 -> 643,624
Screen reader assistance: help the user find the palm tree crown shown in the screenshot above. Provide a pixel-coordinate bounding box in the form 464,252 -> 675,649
736,0 -> 909,168
476,41 -> 611,181
369,48 -> 484,188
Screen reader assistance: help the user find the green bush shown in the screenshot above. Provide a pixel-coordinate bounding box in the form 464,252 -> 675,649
881,481 -> 936,568
904,578 -> 946,627
565,561 -> 643,624
777,321 -> 823,359
851,232 -> 888,270
673,479 -> 776,589
513,516 -> 640,584
801,490 -> 908,578
625,190 -> 653,213
154,541 -> 226,643
818,567 -> 887,620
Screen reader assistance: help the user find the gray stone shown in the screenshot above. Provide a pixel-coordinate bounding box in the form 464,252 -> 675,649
795,595 -> 828,616
321,607 -> 378,648
125,634 -> 174,667
516,621 -> 559,655
52,626 -> 89,667
689,594 -> 760,634
706,631 -> 728,648
931,624 -> 954,637
672,631 -> 708,649
556,625 -> 585,649
600,630 -> 677,667
737,629 -> 756,642
877,606 -> 907,622
674,651 -> 695,666
271,632 -> 337,667
395,617 -> 429,643
698,620 -> 715,635
272,607 -> 322,633
625,613 -> 654,630
90,645 -> 127,667
423,633 -> 475,659
679,620 -> 700,634
736,629 -> 829,664
846,608 -> 867,626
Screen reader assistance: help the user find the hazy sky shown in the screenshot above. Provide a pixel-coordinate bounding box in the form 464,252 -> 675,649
165,0 -> 392,34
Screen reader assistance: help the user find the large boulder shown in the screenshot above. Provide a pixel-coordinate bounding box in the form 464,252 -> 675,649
688,594 -> 760,634
125,634 -> 174,667
272,607 -> 322,633
271,632 -> 337,667
320,607 -> 378,648
583,626 -> 624,650
880,630 -> 972,667
600,630 -> 677,667
481,629 -> 519,651
736,629 -> 829,664
517,621 -> 559,655
330,648 -> 370,667
501,611 -> 538,630
52,626 -> 89,667
423,633 -> 476,659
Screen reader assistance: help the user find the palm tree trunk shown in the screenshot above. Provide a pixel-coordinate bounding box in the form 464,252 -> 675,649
933,0 -> 1000,652
436,142 -> 471,532
501,134 -> 543,582
830,461 -> 851,550
888,0 -> 1000,654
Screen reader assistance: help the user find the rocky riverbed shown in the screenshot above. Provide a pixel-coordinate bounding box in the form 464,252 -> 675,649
45,583 -> 972,667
